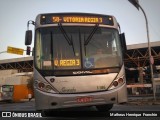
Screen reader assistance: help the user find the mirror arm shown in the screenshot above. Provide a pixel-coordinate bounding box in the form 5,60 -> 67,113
118,23 -> 121,34
27,20 -> 35,30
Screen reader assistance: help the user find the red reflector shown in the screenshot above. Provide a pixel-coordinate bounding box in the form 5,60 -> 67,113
77,97 -> 93,103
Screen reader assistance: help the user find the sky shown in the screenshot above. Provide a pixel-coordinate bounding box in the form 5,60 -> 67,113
0,0 -> 160,60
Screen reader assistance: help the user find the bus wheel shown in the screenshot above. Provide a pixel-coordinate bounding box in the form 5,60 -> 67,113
42,109 -> 59,117
42,110 -> 52,117
96,104 -> 113,112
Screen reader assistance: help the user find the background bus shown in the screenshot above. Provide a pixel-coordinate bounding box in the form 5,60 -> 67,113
25,13 -> 127,112
0,70 -> 34,102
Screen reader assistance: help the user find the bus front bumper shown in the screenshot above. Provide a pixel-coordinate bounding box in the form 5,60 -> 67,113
35,83 -> 127,110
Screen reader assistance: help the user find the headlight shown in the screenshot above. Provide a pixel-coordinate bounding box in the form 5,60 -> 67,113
38,82 -> 45,89
108,76 -> 125,90
34,80 -> 56,93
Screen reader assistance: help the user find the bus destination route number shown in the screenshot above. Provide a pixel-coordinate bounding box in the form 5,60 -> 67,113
52,16 -> 103,23
40,14 -> 114,25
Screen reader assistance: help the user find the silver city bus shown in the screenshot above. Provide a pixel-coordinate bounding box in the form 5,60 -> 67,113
25,13 -> 127,112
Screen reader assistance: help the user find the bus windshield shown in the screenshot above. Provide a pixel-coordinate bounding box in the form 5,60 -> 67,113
35,26 -> 122,70
2,85 -> 14,92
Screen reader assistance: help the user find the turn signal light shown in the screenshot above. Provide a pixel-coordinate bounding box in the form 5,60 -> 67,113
118,78 -> 123,83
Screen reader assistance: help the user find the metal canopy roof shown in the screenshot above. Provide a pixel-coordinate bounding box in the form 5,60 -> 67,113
0,41 -> 160,71
125,41 -> 160,68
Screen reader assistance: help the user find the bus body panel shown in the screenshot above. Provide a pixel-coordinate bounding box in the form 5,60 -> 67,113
13,85 -> 33,102
45,73 -> 117,93
34,64 -> 127,110
34,83 -> 127,110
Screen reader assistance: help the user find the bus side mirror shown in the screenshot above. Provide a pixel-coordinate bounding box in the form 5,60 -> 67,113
120,33 -> 127,51
25,30 -> 32,45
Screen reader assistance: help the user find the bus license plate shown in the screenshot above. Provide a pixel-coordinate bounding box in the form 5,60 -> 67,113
77,97 -> 93,103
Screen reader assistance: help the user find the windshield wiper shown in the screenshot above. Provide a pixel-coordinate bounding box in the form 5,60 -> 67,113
50,32 -> 54,68
58,23 -> 75,56
58,23 -> 72,45
84,24 -> 99,45
70,35 -> 76,56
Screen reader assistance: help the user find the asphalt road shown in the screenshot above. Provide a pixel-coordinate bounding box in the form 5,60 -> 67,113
0,99 -> 160,117
0,100 -> 160,111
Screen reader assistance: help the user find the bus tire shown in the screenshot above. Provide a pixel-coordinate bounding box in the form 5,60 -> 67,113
6,100 -> 13,103
42,109 -> 59,117
96,104 -> 113,112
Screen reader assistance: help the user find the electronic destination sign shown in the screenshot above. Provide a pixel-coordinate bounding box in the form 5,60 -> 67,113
40,13 -> 114,25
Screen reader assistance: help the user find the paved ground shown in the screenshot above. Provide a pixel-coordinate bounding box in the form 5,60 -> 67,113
127,96 -> 160,105
0,97 -> 160,120
0,96 -> 160,111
